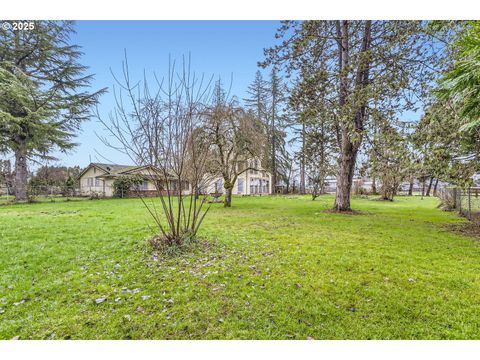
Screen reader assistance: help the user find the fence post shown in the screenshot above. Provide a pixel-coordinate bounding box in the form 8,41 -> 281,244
468,187 -> 472,220
458,188 -> 462,214
452,188 -> 457,209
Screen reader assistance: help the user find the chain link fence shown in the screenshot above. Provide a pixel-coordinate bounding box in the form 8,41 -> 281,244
438,187 -> 480,221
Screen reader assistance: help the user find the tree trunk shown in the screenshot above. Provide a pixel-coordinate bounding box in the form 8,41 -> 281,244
14,140 -> 28,202
270,81 -> 277,195
334,150 -> 357,211
426,177 -> 434,197
433,178 -> 439,197
224,187 -> 232,208
371,177 -> 377,195
408,179 -> 414,196
300,122 -> 306,194
333,20 -> 371,212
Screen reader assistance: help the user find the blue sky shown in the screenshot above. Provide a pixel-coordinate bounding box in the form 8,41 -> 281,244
52,21 -> 281,168
49,20 -> 424,169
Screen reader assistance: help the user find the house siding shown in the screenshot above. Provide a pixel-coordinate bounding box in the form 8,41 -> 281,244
78,166 -> 110,196
78,164 -> 192,197
204,168 -> 272,196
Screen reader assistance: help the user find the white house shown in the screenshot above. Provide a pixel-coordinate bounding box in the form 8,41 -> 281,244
203,158 -> 273,196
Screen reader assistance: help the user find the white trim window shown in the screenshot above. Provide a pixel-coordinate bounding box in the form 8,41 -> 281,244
87,177 -> 93,187
95,178 -> 100,187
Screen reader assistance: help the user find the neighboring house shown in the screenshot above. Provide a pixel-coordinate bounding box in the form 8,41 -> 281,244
203,159 -> 273,196
77,163 -> 190,197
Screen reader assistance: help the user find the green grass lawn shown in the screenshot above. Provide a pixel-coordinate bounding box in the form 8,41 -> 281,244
1,194 -> 480,339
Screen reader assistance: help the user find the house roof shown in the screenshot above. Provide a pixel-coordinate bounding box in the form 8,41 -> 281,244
77,163 -> 136,180
77,163 -> 176,180
92,163 -> 133,173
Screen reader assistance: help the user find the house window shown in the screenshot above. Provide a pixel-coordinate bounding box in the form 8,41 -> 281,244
95,178 -> 100,187
141,180 -> 149,190
237,178 -> 244,193
87,178 -> 93,186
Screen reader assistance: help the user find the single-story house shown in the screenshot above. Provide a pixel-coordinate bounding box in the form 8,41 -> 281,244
77,163 -> 190,197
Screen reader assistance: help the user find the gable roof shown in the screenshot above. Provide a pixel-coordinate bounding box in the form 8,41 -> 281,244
99,165 -> 160,178
91,163 -> 132,173
77,163 -> 133,180
77,163 -> 176,180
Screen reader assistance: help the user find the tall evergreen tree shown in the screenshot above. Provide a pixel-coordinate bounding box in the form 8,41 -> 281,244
263,21 -> 447,211
0,21 -> 104,201
244,70 -> 269,127
245,69 -> 288,194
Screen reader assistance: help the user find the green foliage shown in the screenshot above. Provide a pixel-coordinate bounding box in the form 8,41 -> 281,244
413,100 -> 478,187
245,69 -> 289,189
263,20 -> 448,210
112,174 -> 144,198
0,65 -> 54,154
0,21 -> 105,157
437,21 -> 480,131
363,118 -> 414,201
0,21 -> 105,200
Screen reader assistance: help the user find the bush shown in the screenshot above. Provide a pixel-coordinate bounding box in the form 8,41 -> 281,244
149,230 -> 198,256
438,188 -> 456,210
113,174 -> 144,198
353,184 -> 368,196
89,191 -> 101,200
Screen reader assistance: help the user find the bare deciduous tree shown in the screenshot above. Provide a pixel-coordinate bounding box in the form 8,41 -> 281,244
96,54 -> 214,249
203,81 -> 266,207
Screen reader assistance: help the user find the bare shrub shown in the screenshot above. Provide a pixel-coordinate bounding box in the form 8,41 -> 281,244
96,54 -> 214,249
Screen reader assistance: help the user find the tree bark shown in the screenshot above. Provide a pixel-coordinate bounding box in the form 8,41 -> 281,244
333,20 -> 371,211
334,149 -> 358,211
224,186 -> 232,208
408,179 -> 414,196
300,122 -> 306,194
433,178 -> 439,197
270,73 -> 277,195
14,140 -> 28,202
426,177 -> 434,197
371,177 -> 377,195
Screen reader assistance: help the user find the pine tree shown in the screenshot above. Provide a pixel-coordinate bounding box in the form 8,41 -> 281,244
0,21 -> 105,201
263,20 -> 448,210
244,70 -> 269,128
245,69 -> 288,194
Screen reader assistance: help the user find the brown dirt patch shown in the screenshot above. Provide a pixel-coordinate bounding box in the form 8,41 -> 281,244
444,220 -> 480,238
